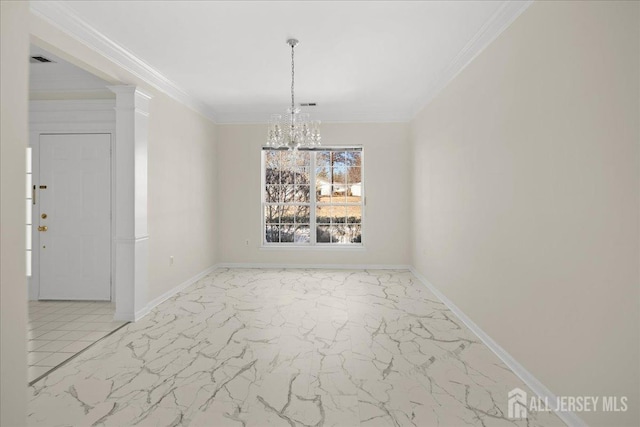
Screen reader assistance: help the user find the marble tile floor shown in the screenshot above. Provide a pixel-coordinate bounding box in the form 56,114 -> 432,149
28,300 -> 127,384
28,269 -> 564,426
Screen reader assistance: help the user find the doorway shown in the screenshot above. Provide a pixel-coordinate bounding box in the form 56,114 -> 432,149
26,45 -> 128,385
26,43 -> 150,384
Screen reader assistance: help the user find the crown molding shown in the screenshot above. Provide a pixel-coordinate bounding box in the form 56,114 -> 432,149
29,1 -> 218,123
30,0 -> 530,125
410,0 -> 533,119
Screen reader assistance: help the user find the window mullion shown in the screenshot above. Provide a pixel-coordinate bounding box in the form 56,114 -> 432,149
262,147 -> 362,247
261,150 -> 266,245
310,151 -> 317,245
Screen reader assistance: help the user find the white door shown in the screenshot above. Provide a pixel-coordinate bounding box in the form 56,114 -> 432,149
39,134 -> 111,300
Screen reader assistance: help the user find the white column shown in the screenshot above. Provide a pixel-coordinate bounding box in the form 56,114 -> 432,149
108,85 -> 152,321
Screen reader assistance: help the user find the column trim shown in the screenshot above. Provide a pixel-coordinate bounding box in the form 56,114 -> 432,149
108,85 -> 152,322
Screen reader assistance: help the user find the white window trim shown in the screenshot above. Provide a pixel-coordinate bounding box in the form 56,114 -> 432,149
260,147 -> 365,249
26,147 -> 33,277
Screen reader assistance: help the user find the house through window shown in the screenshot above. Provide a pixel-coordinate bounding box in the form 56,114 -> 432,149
262,147 -> 363,245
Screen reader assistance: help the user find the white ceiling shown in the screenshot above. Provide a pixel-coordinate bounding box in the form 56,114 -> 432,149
32,1 -> 530,123
30,45 -> 111,93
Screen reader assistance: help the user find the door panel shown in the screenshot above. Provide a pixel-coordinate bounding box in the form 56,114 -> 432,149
39,134 -> 111,300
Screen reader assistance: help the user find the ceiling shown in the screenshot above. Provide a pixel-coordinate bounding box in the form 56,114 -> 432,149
30,45 -> 111,95
31,1 -> 531,123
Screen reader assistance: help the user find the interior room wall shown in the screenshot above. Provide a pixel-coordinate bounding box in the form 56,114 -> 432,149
216,123 -> 411,266
0,1 -> 29,425
410,1 -> 639,426
29,12 -> 218,303
147,94 -> 217,298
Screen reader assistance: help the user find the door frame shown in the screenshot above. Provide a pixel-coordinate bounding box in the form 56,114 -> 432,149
29,87 -> 151,322
29,99 -> 116,301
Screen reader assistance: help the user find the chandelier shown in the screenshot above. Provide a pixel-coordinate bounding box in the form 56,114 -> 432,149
266,38 -> 321,150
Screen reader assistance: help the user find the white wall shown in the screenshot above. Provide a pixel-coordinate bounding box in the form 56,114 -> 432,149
29,13 -> 218,302
0,1 -> 29,425
410,2 -> 639,426
216,123 -> 410,266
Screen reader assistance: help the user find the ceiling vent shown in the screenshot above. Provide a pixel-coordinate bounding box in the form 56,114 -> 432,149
299,103 -> 317,107
30,56 -> 55,64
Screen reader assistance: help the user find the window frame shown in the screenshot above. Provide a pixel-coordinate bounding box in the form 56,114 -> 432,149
260,146 -> 365,248
26,147 -> 33,277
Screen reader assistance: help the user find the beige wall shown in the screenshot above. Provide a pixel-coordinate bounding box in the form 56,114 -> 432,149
0,10 -> 217,424
216,123 -> 411,266
29,13 -> 218,302
7,3 -> 636,426
1,1 -> 29,425
410,1 -> 639,426
148,94 -> 217,298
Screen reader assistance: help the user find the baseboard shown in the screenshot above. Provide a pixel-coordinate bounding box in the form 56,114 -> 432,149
133,264 -> 218,321
127,263 -> 409,321
216,262 -> 411,270
409,267 -> 586,427
120,262 -> 584,426
113,310 -> 135,322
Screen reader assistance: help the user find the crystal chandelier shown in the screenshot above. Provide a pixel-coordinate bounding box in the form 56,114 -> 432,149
266,39 -> 321,150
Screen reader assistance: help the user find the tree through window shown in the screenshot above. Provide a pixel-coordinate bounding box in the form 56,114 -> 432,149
262,148 -> 363,245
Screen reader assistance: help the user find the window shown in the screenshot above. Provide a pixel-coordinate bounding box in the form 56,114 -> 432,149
26,147 -> 33,276
262,147 -> 363,246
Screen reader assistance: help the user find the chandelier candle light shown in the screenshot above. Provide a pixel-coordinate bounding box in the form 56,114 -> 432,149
266,38 -> 321,150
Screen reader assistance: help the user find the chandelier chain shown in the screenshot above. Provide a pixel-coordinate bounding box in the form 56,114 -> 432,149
290,43 -> 295,112
267,37 -> 320,150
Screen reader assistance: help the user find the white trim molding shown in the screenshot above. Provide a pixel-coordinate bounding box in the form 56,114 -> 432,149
28,99 -> 117,301
29,99 -> 116,131
217,263 -> 411,270
30,0 -> 217,123
30,0 -> 531,125
410,0 -> 533,118
108,259 -> 583,427
131,262 -> 380,321
109,85 -> 152,322
409,267 -> 586,427
134,265 -> 218,321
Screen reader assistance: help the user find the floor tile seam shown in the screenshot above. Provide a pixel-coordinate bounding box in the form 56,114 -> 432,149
28,322 -> 130,386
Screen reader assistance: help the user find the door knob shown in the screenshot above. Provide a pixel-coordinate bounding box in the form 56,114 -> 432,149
38,226 -> 48,232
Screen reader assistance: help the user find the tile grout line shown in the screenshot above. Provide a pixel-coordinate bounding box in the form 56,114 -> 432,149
28,322 -> 130,387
